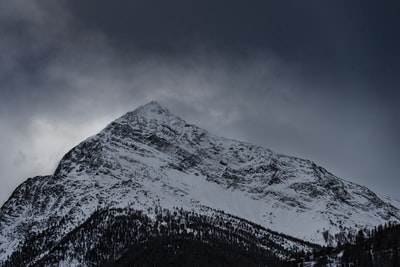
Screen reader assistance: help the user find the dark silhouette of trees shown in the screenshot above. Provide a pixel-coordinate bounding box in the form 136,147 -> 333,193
4,206 -> 313,266
289,223 -> 399,267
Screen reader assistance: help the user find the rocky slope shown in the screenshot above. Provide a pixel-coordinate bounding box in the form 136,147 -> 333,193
0,101 -> 399,265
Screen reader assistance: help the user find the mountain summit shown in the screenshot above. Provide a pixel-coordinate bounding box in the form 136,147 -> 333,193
0,101 -> 399,265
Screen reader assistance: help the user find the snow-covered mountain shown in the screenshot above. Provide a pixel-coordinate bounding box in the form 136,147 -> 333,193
0,101 -> 399,265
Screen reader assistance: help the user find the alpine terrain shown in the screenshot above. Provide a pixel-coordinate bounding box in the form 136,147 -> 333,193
0,101 -> 399,266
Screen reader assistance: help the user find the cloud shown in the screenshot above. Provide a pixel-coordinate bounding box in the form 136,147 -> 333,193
0,0 -> 399,205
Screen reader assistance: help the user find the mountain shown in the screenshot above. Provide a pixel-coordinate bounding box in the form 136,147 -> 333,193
0,101 -> 399,266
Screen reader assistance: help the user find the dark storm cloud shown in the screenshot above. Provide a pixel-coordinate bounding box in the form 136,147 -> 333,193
0,0 -> 399,204
66,0 -> 400,86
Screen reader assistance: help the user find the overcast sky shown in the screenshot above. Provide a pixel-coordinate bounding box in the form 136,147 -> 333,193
1,0 -> 399,205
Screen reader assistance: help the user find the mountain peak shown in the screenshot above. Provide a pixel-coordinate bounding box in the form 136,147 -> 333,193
135,100 -> 170,115
114,100 -> 174,126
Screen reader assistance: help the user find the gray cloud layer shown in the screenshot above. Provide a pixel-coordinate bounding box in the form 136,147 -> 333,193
0,0 -> 399,204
